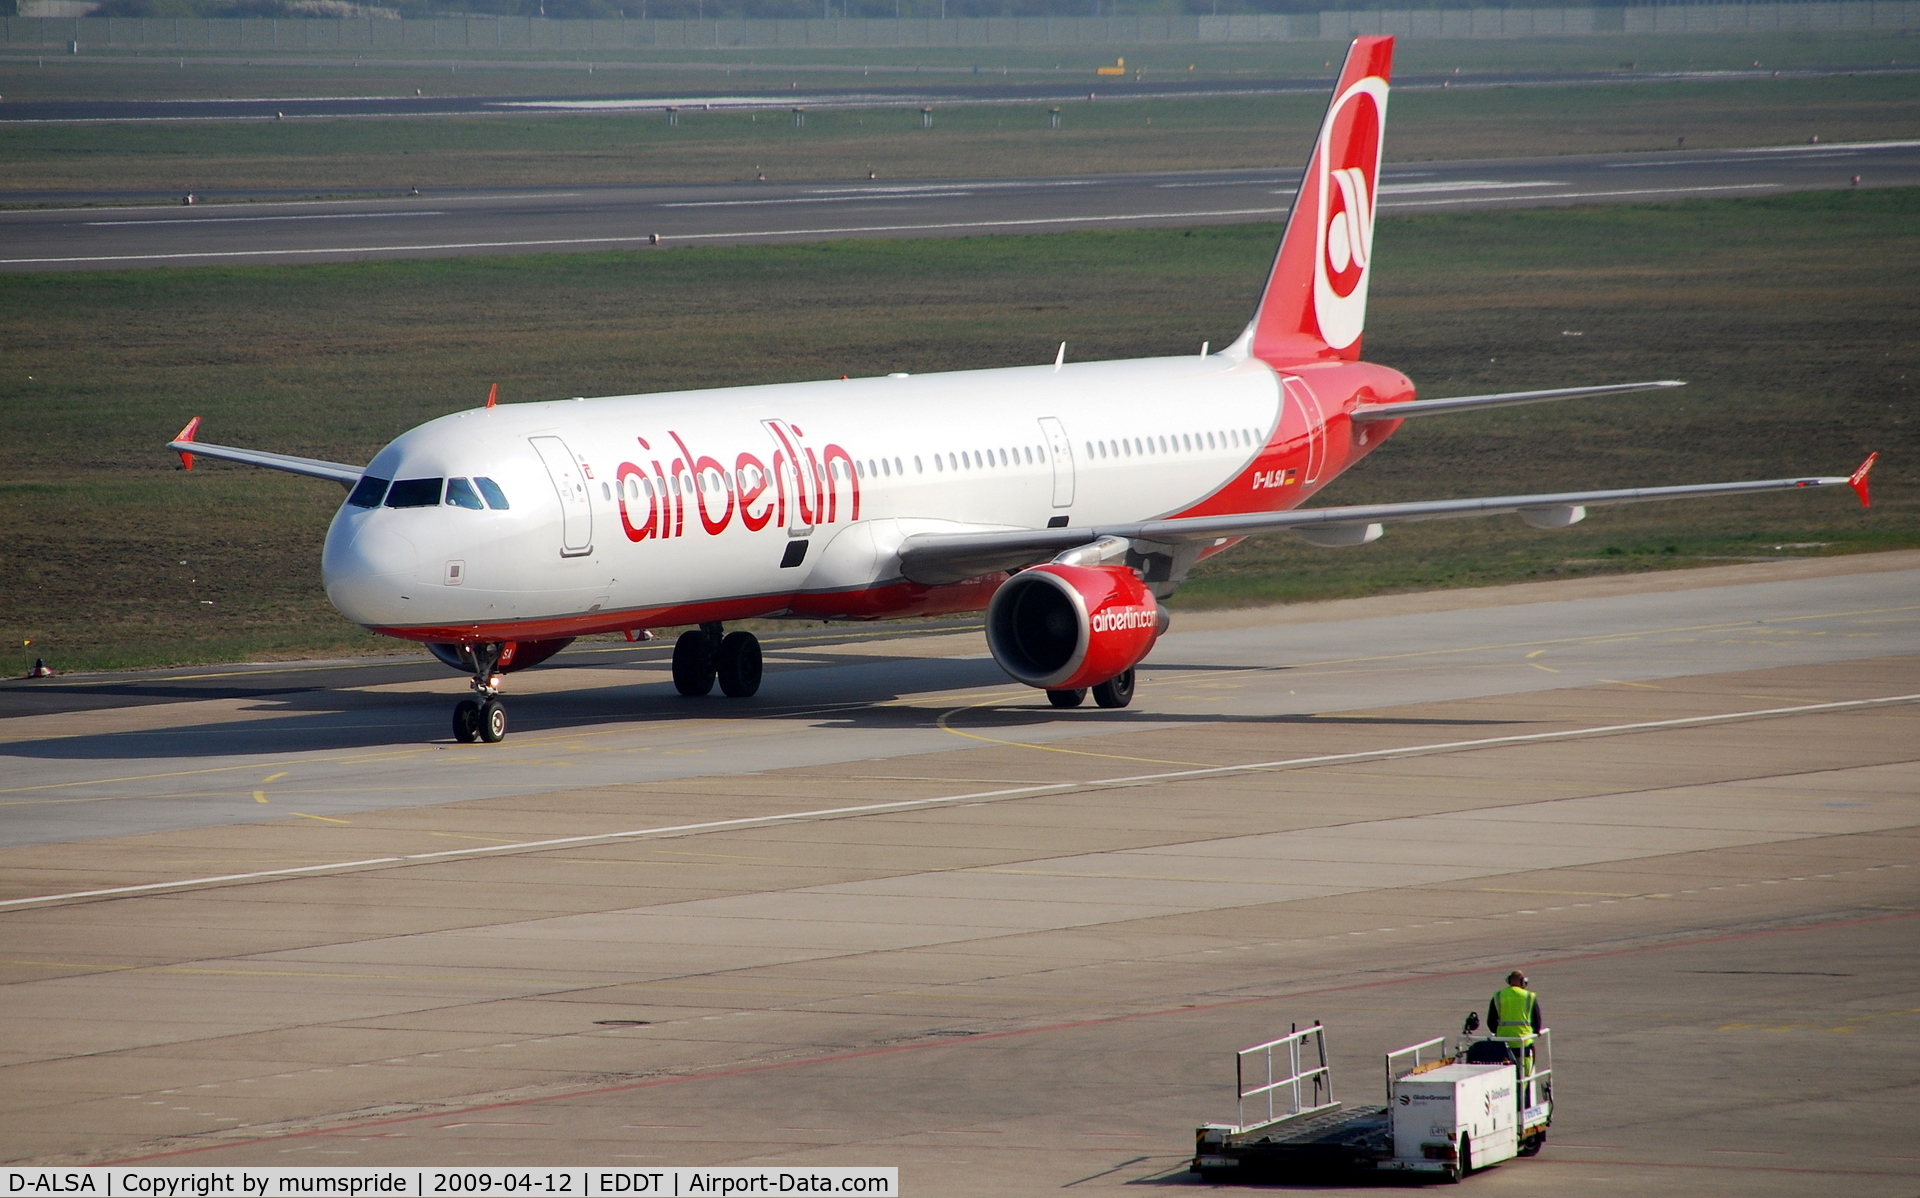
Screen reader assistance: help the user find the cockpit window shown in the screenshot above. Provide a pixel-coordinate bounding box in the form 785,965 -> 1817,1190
385,478 -> 444,508
474,476 -> 510,510
347,476 -> 390,509
445,477 -> 485,510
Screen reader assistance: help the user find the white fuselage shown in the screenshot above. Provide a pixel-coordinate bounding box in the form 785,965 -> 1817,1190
322,352 -> 1290,641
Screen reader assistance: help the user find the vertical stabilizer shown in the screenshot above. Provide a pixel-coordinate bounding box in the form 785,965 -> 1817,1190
1240,35 -> 1394,366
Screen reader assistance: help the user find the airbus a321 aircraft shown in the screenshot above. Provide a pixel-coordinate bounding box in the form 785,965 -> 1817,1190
169,34 -> 1877,744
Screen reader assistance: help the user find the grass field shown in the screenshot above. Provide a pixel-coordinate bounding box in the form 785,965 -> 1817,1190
2,30 -> 1907,102
4,71 -> 1916,196
1,187 -> 1914,673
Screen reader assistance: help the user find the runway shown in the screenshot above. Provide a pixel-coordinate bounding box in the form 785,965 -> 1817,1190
5,64 -> 1899,125
1,552 -> 1916,1190
3,139 -> 1913,272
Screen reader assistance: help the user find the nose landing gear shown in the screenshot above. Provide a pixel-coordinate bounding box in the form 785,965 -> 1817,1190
673,622 -> 762,698
451,643 -> 510,743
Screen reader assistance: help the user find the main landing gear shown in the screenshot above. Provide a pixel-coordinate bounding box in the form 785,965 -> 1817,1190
673,622 -> 763,698
451,643 -> 509,744
1045,668 -> 1136,710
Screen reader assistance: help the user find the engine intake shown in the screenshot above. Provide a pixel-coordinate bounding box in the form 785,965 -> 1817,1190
986,564 -> 1168,691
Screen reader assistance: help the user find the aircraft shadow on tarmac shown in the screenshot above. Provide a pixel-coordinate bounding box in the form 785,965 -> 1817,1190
4,653 -> 1521,763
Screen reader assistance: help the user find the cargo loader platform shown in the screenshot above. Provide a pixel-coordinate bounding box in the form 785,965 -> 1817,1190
1192,1021 -> 1552,1184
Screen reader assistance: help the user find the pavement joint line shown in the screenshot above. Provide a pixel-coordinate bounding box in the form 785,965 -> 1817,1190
3,691 -> 1915,911
97,905 -> 1920,1165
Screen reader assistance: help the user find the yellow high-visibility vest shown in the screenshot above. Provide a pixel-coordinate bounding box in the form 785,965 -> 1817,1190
1493,985 -> 1537,1046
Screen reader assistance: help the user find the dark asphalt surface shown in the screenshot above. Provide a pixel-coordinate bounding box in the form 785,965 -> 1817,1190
0,619 -> 984,720
2,139 -> 1914,271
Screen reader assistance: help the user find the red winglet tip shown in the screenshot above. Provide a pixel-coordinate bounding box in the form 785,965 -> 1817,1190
1848,452 -> 1878,509
174,416 -> 202,471
486,383 -> 499,409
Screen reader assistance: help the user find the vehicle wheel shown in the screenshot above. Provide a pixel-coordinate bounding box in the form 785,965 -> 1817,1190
1457,1133 -> 1473,1179
452,699 -> 480,743
672,629 -> 716,696
477,698 -> 507,743
1091,667 -> 1135,708
1046,687 -> 1086,708
1518,1131 -> 1545,1157
715,631 -> 763,698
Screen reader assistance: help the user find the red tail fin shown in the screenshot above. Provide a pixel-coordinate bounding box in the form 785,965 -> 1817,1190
1244,36 -> 1394,366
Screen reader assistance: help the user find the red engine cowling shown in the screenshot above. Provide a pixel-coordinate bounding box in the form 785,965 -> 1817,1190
985,564 -> 1168,691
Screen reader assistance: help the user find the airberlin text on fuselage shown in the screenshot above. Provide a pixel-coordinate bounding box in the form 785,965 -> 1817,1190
612,421 -> 859,544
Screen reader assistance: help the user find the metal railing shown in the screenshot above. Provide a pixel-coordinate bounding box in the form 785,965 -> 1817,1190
1489,1028 -> 1553,1118
1383,1035 -> 1450,1106
1228,1022 -> 1338,1135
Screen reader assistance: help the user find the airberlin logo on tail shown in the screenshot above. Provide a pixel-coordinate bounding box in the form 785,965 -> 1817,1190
1311,75 -> 1388,351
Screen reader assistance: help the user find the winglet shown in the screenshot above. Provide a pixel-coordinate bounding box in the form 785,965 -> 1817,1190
1848,452 -> 1878,508
173,416 -> 202,471
486,382 -> 498,409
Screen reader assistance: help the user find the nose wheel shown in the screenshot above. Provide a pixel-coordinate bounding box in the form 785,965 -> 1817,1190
451,643 -> 511,743
454,697 -> 508,743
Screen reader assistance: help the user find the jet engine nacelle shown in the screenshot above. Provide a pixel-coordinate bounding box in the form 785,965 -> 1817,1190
985,564 -> 1169,691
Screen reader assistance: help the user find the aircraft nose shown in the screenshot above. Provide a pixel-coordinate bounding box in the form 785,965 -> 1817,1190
322,513 -> 419,627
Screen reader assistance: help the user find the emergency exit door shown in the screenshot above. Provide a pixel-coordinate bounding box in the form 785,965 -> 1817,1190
529,435 -> 594,557
1039,416 -> 1075,508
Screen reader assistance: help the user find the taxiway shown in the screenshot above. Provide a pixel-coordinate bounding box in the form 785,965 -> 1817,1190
3,139 -> 1913,272
1,552 -> 1916,1193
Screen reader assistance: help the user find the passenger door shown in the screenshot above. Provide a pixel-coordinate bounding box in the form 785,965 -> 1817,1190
529,435 -> 594,557
1039,416 -> 1075,508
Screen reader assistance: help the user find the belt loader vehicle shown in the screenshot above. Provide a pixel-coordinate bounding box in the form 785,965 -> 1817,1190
1192,1018 -> 1553,1183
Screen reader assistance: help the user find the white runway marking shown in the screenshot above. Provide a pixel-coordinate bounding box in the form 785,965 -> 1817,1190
4,691 -> 1911,910
83,211 -> 447,226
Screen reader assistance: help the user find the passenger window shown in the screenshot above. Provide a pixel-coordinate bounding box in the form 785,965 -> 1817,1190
348,476 -> 391,508
882,458 -> 891,477
602,481 -> 613,501
914,456 -> 923,473
934,454 -> 943,472
445,477 -> 485,510
474,478 -> 510,510
385,478 -> 444,508
895,456 -> 904,475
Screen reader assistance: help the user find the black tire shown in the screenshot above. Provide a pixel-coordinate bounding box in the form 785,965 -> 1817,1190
1518,1131 -> 1545,1157
1092,667 -> 1136,708
1046,688 -> 1086,708
452,699 -> 480,743
715,631 -> 763,698
478,698 -> 507,743
672,629 -> 716,696
1456,1133 -> 1472,1180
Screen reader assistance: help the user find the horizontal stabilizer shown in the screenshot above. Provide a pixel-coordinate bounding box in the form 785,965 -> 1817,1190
1350,379 -> 1685,423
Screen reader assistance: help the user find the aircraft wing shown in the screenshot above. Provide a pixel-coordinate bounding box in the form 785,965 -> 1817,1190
895,457 -> 1876,586
167,417 -> 365,488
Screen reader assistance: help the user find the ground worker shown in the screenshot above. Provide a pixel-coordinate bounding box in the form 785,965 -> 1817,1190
1489,970 -> 1544,1104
